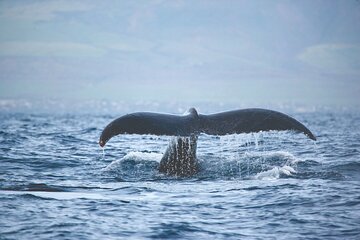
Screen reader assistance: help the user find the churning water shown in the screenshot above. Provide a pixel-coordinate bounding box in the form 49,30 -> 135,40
0,109 -> 359,239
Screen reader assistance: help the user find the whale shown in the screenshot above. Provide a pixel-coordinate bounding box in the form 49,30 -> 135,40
99,108 -> 316,176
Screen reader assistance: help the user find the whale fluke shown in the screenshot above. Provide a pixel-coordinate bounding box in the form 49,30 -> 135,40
99,108 -> 315,147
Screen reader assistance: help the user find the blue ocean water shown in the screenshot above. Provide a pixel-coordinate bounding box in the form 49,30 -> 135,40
0,108 -> 360,239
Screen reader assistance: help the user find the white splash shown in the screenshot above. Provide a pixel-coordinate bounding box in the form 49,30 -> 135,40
103,151 -> 162,171
254,165 -> 296,180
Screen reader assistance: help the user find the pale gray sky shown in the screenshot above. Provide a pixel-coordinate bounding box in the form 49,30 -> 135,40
0,0 -> 359,107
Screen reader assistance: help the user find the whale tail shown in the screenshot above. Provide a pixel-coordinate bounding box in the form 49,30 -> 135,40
99,108 -> 316,177
99,108 -> 316,147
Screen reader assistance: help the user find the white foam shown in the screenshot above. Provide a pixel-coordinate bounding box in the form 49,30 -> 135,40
281,165 -> 296,175
254,165 -> 296,180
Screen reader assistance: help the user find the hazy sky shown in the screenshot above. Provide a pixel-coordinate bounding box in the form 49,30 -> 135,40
0,0 -> 359,106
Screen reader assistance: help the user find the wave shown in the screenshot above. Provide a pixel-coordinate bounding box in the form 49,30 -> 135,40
1,183 -> 65,192
102,152 -> 162,181
254,165 -> 296,180
0,190 -> 107,200
198,151 -> 300,180
101,150 -> 321,181
330,162 -> 360,172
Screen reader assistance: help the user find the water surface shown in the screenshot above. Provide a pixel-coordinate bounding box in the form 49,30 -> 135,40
1,110 -> 359,239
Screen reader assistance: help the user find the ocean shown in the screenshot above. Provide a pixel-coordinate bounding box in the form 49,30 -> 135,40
1,107 -> 359,239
